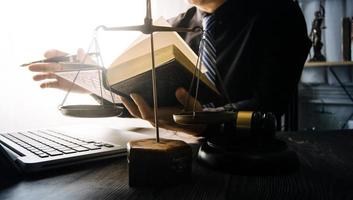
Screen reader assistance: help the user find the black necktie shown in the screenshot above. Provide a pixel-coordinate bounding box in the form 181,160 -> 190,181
202,14 -> 217,85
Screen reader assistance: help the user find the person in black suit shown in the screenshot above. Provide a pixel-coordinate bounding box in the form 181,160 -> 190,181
27,0 -> 311,135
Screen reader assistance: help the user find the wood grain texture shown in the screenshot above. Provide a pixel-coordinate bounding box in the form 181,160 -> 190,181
1,130 -> 353,200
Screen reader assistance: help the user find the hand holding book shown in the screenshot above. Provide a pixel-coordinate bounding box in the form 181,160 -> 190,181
121,88 -> 206,136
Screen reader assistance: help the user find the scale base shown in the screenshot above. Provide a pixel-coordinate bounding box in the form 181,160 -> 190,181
127,139 -> 192,187
197,136 -> 299,175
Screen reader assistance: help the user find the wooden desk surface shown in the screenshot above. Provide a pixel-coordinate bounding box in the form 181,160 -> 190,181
1,130 -> 353,200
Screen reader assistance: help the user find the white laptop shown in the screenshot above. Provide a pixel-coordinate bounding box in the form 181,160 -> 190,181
0,125 -> 148,173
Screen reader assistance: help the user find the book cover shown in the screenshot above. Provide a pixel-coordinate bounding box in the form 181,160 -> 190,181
104,45 -> 221,107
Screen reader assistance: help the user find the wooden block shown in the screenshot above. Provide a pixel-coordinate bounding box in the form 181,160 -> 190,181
127,138 -> 192,187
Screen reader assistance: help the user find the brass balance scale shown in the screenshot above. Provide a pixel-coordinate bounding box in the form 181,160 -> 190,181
56,0 -> 299,185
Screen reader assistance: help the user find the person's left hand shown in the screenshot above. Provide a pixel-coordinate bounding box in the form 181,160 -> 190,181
120,87 -> 206,136
27,48 -> 95,93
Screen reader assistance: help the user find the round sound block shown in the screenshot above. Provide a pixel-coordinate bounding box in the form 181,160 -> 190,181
127,139 -> 192,187
59,105 -> 123,118
197,136 -> 299,175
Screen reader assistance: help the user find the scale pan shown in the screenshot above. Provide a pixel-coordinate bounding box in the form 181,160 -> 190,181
173,111 -> 235,125
59,105 -> 123,118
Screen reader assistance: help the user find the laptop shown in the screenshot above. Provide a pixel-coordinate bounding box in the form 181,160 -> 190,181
0,125 -> 148,173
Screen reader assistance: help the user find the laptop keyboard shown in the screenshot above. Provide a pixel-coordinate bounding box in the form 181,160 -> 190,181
1,130 -> 114,158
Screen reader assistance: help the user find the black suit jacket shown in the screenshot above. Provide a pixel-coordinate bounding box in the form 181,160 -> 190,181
168,0 -> 311,117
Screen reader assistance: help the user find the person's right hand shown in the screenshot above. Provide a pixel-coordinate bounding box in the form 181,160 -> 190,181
27,48 -> 90,93
120,87 -> 206,136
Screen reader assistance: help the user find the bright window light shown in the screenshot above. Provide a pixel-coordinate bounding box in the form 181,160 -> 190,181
0,0 -> 188,131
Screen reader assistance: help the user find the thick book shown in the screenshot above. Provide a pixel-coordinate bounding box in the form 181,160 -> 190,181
104,44 -> 220,107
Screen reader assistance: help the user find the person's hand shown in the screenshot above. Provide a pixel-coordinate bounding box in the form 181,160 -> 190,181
120,88 -> 206,136
27,48 -> 91,93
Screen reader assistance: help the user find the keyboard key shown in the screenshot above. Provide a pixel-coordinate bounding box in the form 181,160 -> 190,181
94,143 -> 104,147
22,144 -> 31,148
32,149 -> 43,154
103,144 -> 114,148
82,144 -> 101,150
73,142 -> 89,146
50,144 -> 65,148
62,149 -> 77,154
47,151 -> 63,156
40,147 -> 53,151
72,146 -> 89,152
37,153 -> 49,158
45,148 -> 57,152
27,147 -> 36,151
56,146 -> 70,151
